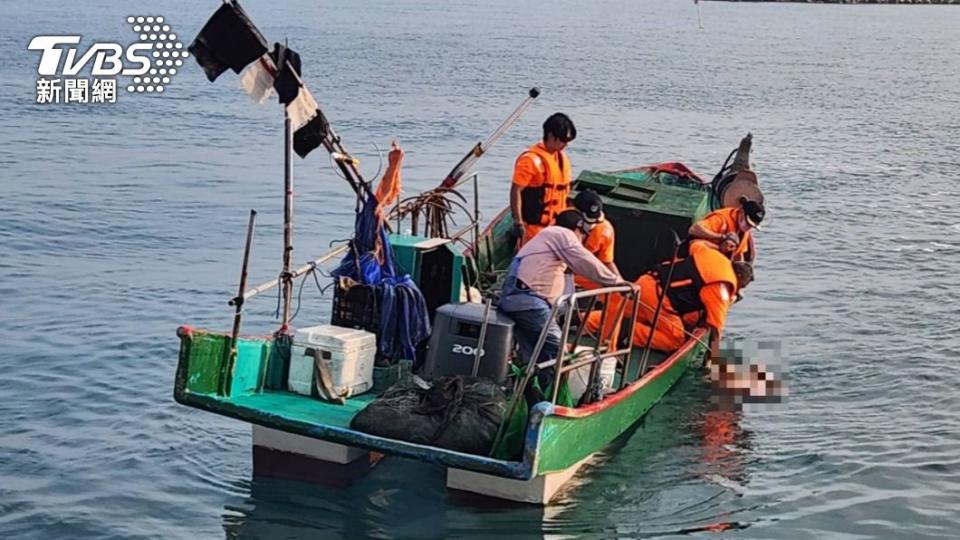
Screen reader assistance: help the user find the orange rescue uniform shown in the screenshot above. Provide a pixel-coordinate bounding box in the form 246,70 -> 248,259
513,142 -> 572,244
586,247 -> 737,353
690,207 -> 754,262
574,219 -> 616,289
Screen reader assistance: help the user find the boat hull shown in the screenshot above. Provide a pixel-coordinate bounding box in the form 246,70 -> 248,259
174,324 -> 706,502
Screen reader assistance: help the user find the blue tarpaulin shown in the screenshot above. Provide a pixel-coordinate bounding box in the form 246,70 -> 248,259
330,194 -> 431,360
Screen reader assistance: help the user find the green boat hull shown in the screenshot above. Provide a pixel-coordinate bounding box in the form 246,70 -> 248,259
175,325 -> 707,481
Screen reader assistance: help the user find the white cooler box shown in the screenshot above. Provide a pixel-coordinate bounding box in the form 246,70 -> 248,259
289,325 -> 377,399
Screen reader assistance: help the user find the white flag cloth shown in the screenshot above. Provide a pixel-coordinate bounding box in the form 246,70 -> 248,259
286,86 -> 319,131
239,55 -> 275,104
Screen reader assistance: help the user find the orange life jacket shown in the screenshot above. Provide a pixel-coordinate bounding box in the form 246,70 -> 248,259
517,143 -> 572,227
651,247 -> 737,315
694,207 -> 753,261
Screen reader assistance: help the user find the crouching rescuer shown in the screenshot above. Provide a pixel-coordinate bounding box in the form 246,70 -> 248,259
498,209 -> 631,394
587,246 -> 754,359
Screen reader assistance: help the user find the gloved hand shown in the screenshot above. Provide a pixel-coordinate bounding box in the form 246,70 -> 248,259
721,232 -> 740,245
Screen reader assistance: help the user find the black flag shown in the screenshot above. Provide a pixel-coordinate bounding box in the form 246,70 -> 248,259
189,2 -> 269,82
270,43 -> 303,106
293,110 -> 330,158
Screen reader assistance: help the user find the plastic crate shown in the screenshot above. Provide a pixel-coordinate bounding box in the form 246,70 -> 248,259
331,282 -> 381,334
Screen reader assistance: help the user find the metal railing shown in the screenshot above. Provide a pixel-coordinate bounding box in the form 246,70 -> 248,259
535,285 -> 643,403
490,284 -> 642,455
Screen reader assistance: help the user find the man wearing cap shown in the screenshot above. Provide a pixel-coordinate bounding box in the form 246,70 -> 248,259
510,113 -> 577,246
688,198 -> 764,263
572,190 -> 621,289
499,209 -> 631,390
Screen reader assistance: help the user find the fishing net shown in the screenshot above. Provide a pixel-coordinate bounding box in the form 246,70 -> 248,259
351,375 -> 507,455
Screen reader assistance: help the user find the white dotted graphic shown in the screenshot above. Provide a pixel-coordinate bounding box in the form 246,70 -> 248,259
126,15 -> 184,94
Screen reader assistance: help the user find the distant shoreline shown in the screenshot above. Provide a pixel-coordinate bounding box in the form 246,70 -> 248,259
703,0 -> 959,4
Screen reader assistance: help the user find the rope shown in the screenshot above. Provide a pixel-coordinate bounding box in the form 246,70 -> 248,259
388,186 -> 473,239
289,269 -> 312,323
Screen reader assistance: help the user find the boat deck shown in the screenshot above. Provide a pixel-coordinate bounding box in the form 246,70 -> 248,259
229,390 -> 379,429
181,385 -> 531,479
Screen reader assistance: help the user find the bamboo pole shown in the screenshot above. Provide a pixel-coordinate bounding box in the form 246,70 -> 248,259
230,210 -> 258,344
280,114 -> 294,332
223,209 -> 257,396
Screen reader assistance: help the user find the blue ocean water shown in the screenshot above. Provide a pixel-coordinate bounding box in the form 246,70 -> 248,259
1,0 -> 959,538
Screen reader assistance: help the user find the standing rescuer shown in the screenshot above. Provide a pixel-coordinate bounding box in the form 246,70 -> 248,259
572,190 -> 621,289
499,209 -> 631,390
688,198 -> 765,262
510,113 -> 577,246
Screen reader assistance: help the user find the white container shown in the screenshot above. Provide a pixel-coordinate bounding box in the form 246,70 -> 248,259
567,347 -> 618,402
289,325 -> 377,399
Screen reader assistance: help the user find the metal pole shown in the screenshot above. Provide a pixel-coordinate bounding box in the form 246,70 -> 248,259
440,87 -> 540,189
473,173 -> 479,252
489,302 -> 561,456
471,298 -> 493,377
582,291 -> 629,405
550,298 -> 576,403
230,243 -> 348,306
280,114 -> 294,332
618,287 -> 643,390
639,235 -> 683,375
569,295 -> 598,353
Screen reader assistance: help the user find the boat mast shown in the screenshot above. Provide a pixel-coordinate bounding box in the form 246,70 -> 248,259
280,112 -> 294,332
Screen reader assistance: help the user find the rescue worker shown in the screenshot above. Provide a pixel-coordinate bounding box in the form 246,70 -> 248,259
510,113 -> 577,245
687,198 -> 765,262
587,246 -> 754,358
572,190 -> 621,289
499,209 -> 631,389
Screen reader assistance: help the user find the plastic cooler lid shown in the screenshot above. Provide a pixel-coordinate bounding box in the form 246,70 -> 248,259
293,324 -> 377,352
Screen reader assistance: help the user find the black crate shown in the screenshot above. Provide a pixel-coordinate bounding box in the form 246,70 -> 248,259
331,283 -> 381,334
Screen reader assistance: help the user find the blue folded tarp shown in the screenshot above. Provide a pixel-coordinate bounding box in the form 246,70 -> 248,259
330,195 -> 431,360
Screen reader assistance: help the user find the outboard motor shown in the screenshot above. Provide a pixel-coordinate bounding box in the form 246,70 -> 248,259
421,303 -> 514,384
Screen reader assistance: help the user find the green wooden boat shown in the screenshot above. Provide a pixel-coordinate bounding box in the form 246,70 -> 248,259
175,158 -> 747,503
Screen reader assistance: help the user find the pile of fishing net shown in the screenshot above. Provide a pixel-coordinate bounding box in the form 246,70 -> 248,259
351,375 -> 507,455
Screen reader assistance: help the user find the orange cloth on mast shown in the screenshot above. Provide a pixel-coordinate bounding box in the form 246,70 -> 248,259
513,142 -> 572,244
374,141 -> 404,218
575,219 -> 616,290
690,207 -> 754,262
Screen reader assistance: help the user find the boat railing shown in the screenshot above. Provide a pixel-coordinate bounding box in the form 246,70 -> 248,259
529,284 -> 643,405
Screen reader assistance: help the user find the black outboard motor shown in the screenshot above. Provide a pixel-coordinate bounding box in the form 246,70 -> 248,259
421,302 -> 514,384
